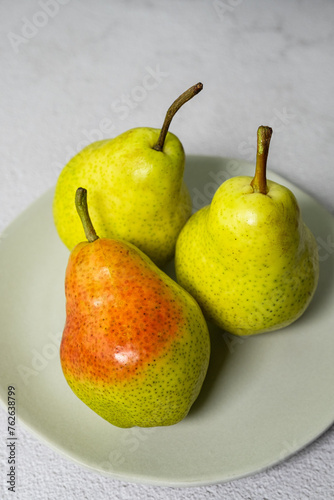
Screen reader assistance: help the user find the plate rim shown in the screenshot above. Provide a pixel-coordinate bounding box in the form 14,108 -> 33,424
1,155 -> 334,487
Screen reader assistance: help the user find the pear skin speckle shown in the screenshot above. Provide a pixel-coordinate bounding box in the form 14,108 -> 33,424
60,238 -> 210,428
175,176 -> 319,336
53,128 -> 192,267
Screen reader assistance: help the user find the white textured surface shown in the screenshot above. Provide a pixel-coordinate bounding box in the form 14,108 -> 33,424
1,0 -> 334,498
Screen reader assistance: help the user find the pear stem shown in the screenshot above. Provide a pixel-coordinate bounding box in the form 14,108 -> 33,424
75,188 -> 99,243
250,126 -> 273,195
152,82 -> 203,152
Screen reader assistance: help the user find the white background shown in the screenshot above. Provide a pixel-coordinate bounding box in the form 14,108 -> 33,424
1,0 -> 334,498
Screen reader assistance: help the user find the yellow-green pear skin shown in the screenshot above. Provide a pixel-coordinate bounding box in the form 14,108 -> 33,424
53,128 -> 192,267
60,236 -> 210,428
175,176 -> 319,336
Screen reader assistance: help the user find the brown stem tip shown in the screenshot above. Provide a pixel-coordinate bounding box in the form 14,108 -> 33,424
153,82 -> 203,152
250,125 -> 273,195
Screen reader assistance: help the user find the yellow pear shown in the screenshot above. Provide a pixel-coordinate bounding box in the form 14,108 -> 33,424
175,126 -> 319,336
53,84 -> 203,267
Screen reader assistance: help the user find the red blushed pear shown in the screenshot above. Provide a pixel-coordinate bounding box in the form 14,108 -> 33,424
60,188 -> 210,428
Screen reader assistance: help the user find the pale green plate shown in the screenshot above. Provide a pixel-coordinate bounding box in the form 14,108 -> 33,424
0,156 -> 333,487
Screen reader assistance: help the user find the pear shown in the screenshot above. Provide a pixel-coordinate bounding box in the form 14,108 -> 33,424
53,83 -> 203,267
60,188 -> 210,428
175,126 -> 319,336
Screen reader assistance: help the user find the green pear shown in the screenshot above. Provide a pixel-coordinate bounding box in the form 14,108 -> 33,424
53,83 -> 203,267
175,126 -> 319,336
60,188 -> 210,428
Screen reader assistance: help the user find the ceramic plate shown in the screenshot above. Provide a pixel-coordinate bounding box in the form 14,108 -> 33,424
0,156 -> 334,487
